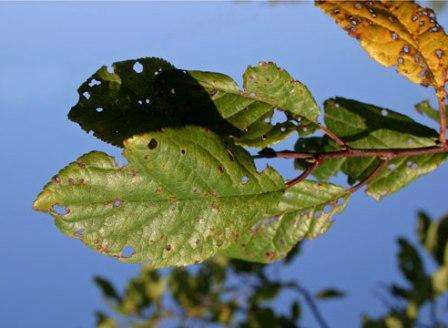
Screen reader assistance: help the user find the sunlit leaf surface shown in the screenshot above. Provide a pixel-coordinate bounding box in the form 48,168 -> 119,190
34,127 -> 345,267
317,1 -> 448,92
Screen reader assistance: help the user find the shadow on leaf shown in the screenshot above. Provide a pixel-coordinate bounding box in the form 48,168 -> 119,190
69,57 -> 241,147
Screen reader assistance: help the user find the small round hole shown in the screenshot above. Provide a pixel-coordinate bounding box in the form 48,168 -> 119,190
121,245 -> 135,258
52,204 -> 69,216
241,176 -> 249,184
148,138 -> 158,150
133,62 -> 143,73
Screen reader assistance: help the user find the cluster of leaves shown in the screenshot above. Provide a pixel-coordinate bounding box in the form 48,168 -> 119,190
33,1 -> 448,267
363,212 -> 448,328
94,243 -> 343,328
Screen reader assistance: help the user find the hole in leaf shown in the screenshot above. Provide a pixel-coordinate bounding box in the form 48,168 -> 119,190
113,198 -> 123,208
96,107 -> 103,113
121,246 -> 135,258
148,138 -> 158,150
88,79 -> 101,87
241,176 -> 249,184
133,62 -> 143,73
218,165 -> 224,173
314,210 -> 322,219
323,204 -> 333,213
52,204 -> 69,216
271,109 -> 288,124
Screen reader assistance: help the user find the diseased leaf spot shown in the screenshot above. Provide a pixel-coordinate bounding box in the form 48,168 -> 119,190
52,204 -> 69,216
218,165 -> 224,173
147,138 -> 158,150
180,149 -> 186,155
435,49 -> 444,59
133,62 -> 143,73
388,163 -> 397,171
265,251 -> 277,261
74,228 -> 84,238
165,244 -> 172,251
113,198 -> 123,208
121,245 -> 135,258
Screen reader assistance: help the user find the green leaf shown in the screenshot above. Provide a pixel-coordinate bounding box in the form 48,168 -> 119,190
296,97 -> 447,200
396,238 -> 432,303
315,288 -> 346,300
94,276 -> 121,303
69,57 -> 319,148
418,213 -> 448,266
222,182 -> 349,263
189,61 -> 320,147
33,126 -> 346,267
415,100 -> 445,123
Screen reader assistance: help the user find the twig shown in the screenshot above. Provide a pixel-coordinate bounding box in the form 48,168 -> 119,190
285,282 -> 330,328
259,143 -> 448,161
437,89 -> 447,145
286,158 -> 322,188
347,159 -> 389,194
319,124 -> 348,149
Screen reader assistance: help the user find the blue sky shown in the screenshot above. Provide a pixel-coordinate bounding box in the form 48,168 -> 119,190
1,2 -> 447,327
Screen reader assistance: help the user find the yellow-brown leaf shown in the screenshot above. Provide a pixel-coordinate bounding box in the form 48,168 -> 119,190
316,1 -> 448,94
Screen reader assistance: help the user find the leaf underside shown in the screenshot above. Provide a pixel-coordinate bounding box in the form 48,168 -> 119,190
296,97 -> 447,200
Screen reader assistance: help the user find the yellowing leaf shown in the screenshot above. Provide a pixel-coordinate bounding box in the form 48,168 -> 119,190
316,1 -> 448,93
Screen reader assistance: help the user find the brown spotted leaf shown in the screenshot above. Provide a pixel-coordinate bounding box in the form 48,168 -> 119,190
317,1 -> 448,94
33,126 -> 347,268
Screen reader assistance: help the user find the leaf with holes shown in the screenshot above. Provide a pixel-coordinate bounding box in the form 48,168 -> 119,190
33,127 -> 346,267
295,97 -> 447,200
317,1 -> 448,94
190,61 -> 320,147
222,181 -> 349,263
68,57 -> 240,147
69,58 -> 319,148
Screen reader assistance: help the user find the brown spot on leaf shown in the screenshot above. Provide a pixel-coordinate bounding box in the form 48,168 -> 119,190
265,251 -> 277,261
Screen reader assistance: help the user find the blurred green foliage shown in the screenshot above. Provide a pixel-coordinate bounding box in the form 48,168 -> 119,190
94,211 -> 448,327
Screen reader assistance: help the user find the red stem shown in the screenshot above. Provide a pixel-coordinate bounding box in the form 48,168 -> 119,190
347,159 -> 389,194
286,159 -> 322,188
269,143 -> 448,161
438,89 -> 447,145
